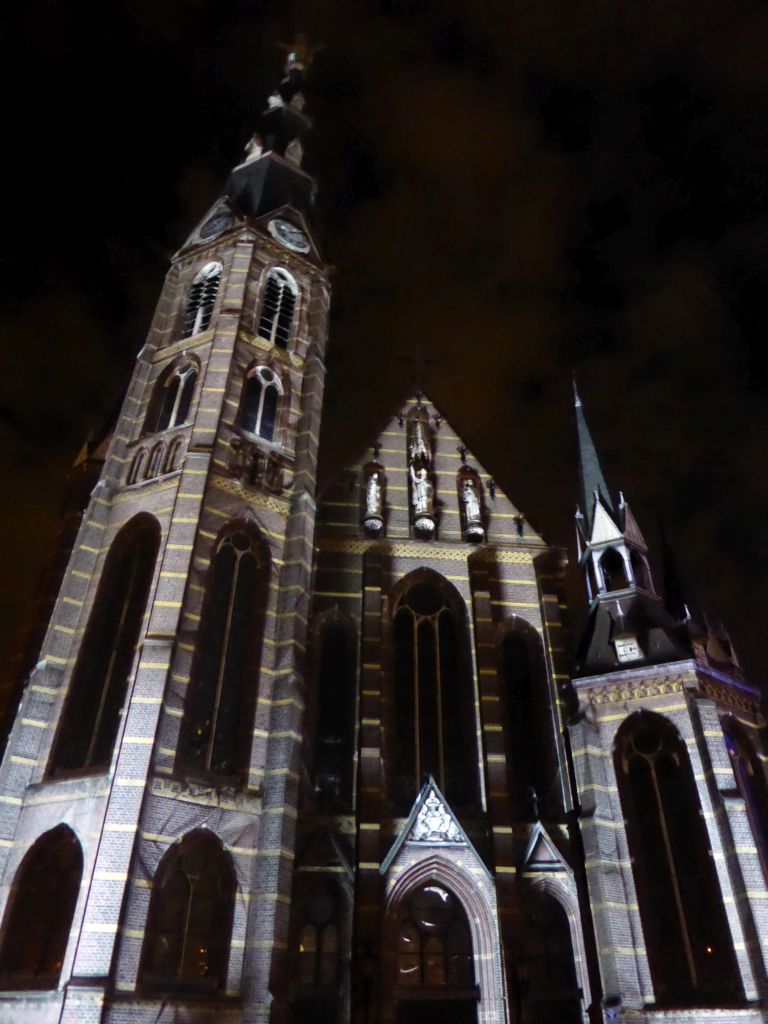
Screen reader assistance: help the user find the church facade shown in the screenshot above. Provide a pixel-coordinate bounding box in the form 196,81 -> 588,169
0,48 -> 766,1024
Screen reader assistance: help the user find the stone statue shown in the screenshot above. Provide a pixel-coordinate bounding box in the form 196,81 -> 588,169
462,477 -> 481,522
410,465 -> 433,515
365,470 -> 382,518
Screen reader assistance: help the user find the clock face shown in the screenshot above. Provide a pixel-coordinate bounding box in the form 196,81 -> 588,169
268,218 -> 311,253
615,637 -> 642,664
199,211 -> 234,239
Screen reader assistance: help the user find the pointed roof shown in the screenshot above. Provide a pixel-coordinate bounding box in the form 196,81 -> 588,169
380,777 -> 490,878
573,378 -> 614,531
522,822 -> 572,874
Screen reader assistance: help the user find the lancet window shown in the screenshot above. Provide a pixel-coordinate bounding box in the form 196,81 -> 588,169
257,268 -> 297,349
49,515 -> 159,774
183,262 -> 221,338
294,880 -> 343,989
722,718 -> 768,880
312,612 -> 356,810
614,712 -> 741,1004
180,527 -> 268,778
599,547 -> 629,592
240,366 -> 283,442
0,825 -> 82,990
499,622 -> 554,818
392,574 -> 477,812
145,361 -> 198,434
139,830 -> 235,994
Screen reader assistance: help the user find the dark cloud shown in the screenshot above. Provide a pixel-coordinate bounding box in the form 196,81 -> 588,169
2,0 -> 768,680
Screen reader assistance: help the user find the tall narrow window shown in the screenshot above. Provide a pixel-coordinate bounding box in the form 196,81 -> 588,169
240,366 -> 283,442
615,712 -> 741,1005
723,718 -> 768,880
520,890 -> 582,1024
139,830 -> 235,994
183,262 -> 222,338
312,613 -> 356,810
392,575 -> 478,812
257,268 -> 297,349
146,361 -> 198,434
0,825 -> 82,990
49,515 -> 159,774
499,623 -> 554,819
180,528 -> 269,778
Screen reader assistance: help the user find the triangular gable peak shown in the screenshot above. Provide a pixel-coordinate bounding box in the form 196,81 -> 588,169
381,777 -> 489,877
297,826 -> 354,881
589,497 -> 623,546
619,499 -> 648,550
522,822 -> 572,875
318,393 -> 545,547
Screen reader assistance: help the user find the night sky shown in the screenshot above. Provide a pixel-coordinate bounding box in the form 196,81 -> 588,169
3,1 -> 768,681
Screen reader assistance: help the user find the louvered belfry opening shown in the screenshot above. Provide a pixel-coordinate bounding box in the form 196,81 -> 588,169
48,515 -> 160,775
183,263 -> 222,338
257,270 -> 296,349
0,825 -> 83,990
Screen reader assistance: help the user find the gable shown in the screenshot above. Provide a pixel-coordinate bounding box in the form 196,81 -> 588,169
317,393 -> 545,546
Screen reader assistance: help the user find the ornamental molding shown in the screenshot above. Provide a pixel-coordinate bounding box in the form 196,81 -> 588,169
316,537 -> 533,563
211,474 -> 291,516
150,775 -> 262,814
698,678 -> 761,718
411,790 -> 463,844
581,674 -> 686,706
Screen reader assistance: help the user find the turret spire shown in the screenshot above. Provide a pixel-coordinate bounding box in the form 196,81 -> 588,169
573,376 -> 614,529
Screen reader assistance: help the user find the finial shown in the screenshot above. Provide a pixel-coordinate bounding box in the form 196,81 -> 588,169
572,371 -> 581,407
278,33 -> 321,72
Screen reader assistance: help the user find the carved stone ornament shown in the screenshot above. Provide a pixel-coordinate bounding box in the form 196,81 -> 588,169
411,791 -> 463,844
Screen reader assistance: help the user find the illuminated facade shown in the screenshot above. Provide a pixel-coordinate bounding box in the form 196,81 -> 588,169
0,48 -> 766,1024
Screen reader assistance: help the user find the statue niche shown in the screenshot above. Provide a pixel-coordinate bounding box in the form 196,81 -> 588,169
362,462 -> 385,535
406,409 -> 436,538
457,467 -> 485,543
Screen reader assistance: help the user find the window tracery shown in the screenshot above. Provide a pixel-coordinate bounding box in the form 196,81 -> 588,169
240,366 -> 283,442
146,361 -> 198,435
396,885 -> 474,992
139,830 -> 235,994
614,712 -> 740,1004
180,527 -> 268,778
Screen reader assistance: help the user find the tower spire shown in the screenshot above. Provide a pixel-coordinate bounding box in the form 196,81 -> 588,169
573,376 -> 614,529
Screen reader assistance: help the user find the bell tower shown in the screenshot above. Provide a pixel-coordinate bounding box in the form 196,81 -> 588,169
0,43 -> 331,1023
569,384 -> 768,1022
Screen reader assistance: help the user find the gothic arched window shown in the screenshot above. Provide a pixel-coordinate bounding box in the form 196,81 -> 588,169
294,880 -> 343,989
180,527 -> 269,778
49,515 -> 160,775
146,361 -> 198,435
396,885 -> 474,993
499,622 -> 554,819
139,830 -> 235,994
630,550 -> 652,591
0,825 -> 82,990
240,366 -> 283,442
614,712 -> 741,1005
312,612 -> 356,810
183,262 -> 221,338
392,575 -> 478,812
599,547 -> 629,592
519,890 -> 582,1024
257,268 -> 297,349
722,718 -> 768,880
